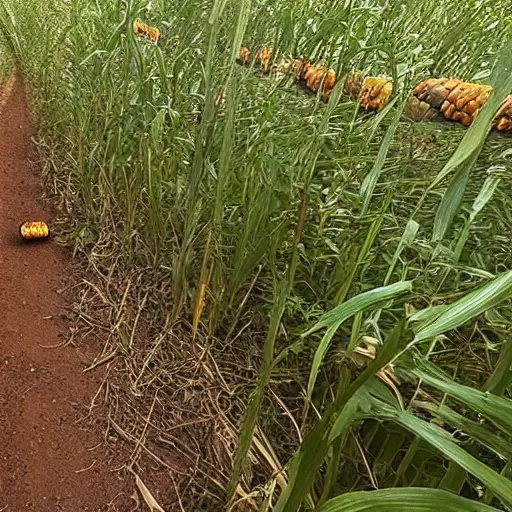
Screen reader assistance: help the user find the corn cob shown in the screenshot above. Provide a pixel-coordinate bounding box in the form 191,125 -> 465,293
413,78 -> 512,132
360,77 -> 393,111
19,221 -> 50,240
343,70 -> 365,98
276,57 -> 304,78
256,48 -> 273,73
238,47 -> 512,134
344,70 -> 438,120
343,71 -> 392,111
322,69 -> 337,101
133,19 -> 160,43
238,49 -> 336,101
299,61 -> 337,101
238,47 -> 251,65
404,96 -> 442,122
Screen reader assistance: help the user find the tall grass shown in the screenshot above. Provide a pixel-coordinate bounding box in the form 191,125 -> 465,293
2,0 -> 512,509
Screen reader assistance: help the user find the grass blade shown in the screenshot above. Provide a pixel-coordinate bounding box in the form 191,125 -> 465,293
275,321 -> 409,512
305,281 -> 413,336
483,339 -> 512,395
417,401 -> 512,461
360,96 -> 405,215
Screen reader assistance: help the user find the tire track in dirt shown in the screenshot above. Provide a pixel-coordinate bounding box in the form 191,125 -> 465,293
0,76 -> 134,511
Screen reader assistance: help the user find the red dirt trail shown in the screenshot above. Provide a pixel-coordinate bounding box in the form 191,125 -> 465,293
0,77 -> 134,510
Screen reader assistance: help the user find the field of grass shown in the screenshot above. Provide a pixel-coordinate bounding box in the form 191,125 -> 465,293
2,0 -> 512,510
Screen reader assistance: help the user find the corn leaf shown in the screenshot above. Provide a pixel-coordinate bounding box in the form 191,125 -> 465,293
275,321 -> 409,512
413,268 -> 512,343
303,281 -> 412,403
371,398 -> 512,510
360,95 -> 404,215
328,388 -> 368,445
383,219 -> 419,286
413,362 -> 512,438
454,173 -> 501,261
417,401 -> 512,461
438,461 -> 467,494
317,488 -> 502,512
483,339 -> 512,395
305,281 -> 413,336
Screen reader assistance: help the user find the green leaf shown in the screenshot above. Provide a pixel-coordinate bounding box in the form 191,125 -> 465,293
483,339 -> 512,395
317,488 -> 503,512
413,268 -> 512,343
417,401 -> 512,461
328,388 -> 368,444
383,219 -> 419,286
305,281 -> 413,336
360,95 -> 404,215
454,173 -> 501,261
273,369 -> 354,512
413,362 -> 512,438
304,281 -> 412,403
469,173 -> 502,225
371,399 -> 512,510
227,280 -> 289,500
438,461 -> 467,494
275,321 -> 409,512
433,152 -> 477,242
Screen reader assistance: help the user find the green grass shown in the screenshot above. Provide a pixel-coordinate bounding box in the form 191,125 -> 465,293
2,0 -> 512,510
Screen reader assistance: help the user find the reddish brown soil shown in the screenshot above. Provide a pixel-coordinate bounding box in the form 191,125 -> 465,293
0,76 -> 135,510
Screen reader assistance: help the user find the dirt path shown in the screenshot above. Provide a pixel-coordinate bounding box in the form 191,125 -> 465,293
0,76 -> 133,511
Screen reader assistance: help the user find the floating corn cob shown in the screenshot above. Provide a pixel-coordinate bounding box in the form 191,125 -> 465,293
238,47 -> 251,65
276,56 -> 304,78
346,75 -> 512,131
300,61 -> 337,101
239,48 -> 394,106
133,18 -> 160,44
256,48 -> 274,73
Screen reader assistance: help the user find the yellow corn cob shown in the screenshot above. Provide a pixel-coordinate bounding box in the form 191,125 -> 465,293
237,48 -> 512,134
343,71 -> 393,111
344,71 -> 440,120
360,77 -> 393,111
239,48 -> 336,101
299,61 -> 336,101
238,47 -> 251,65
302,62 -> 324,92
322,69 -> 337,101
496,96 -> 512,132
256,48 -> 273,73
19,221 -> 50,240
413,78 -> 512,132
133,19 -> 160,43
276,57 -> 304,78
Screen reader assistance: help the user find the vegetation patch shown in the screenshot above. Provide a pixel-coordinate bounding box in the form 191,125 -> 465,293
1,0 -> 512,510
